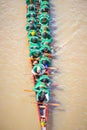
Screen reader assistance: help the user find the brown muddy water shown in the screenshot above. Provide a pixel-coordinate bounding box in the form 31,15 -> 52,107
0,0 -> 87,130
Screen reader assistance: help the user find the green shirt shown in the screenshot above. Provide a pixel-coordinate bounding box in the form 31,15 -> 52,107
37,75 -> 51,83
39,12 -> 50,20
29,43 -> 40,49
26,23 -> 36,31
32,63 -> 46,75
40,1 -> 49,7
35,88 -> 50,102
33,82 -> 47,92
27,17 -> 36,23
40,39 -> 52,46
40,45 -> 51,53
25,0 -> 35,5
41,31 -> 52,39
27,4 -> 35,13
28,36 -> 39,43
41,37 -> 53,44
39,5 -> 49,13
40,17 -> 49,26
26,12 -> 36,18
39,56 -> 51,67
29,49 -> 41,58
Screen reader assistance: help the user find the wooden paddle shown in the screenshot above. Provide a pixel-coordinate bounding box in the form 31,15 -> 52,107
33,102 -> 60,107
24,90 -> 60,107
48,66 -> 58,70
24,89 -> 34,92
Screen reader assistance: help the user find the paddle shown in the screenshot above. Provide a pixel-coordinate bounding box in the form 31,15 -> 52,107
24,90 -> 60,107
24,89 -> 56,96
48,66 -> 58,70
24,89 -> 34,92
33,102 -> 60,107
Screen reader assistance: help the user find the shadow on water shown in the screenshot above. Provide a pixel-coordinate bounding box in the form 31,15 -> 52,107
47,1 -> 61,130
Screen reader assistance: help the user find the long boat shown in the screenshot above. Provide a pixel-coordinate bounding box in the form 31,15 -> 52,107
25,0 -> 52,129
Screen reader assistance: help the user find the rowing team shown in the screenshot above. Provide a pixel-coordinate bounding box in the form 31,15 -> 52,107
25,0 -> 53,104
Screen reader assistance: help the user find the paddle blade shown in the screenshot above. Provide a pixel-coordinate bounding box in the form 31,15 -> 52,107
49,103 -> 60,106
24,89 -> 33,92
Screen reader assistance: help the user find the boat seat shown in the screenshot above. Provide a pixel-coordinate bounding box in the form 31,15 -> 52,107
39,106 -> 46,108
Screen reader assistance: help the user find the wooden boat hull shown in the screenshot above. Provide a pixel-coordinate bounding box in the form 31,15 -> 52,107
37,102 -> 48,130
32,70 -> 49,130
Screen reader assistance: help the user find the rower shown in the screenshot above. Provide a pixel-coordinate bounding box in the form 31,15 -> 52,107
40,45 -> 52,58
32,64 -> 46,79
26,11 -> 36,18
40,25 -> 50,34
40,1 -> 49,7
36,89 -> 50,103
29,49 -> 41,65
29,43 -> 40,50
39,5 -> 49,13
33,87 -> 50,103
26,21 -> 36,31
27,17 -> 36,24
27,4 -> 35,12
27,30 -> 37,38
39,56 -> 51,68
39,12 -> 50,20
39,17 -> 49,26
28,36 -> 40,45
33,82 -> 48,92
41,31 -> 53,44
37,75 -> 51,86
26,0 -> 35,5
42,31 -> 52,39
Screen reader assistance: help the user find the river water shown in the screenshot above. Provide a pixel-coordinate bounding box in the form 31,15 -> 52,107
0,0 -> 87,130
